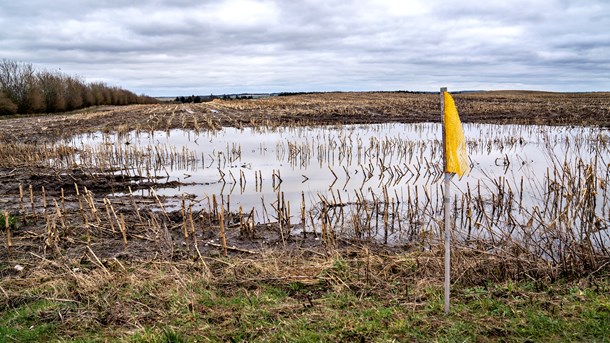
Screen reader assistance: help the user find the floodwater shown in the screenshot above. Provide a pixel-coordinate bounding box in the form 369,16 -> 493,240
64,123 -> 610,243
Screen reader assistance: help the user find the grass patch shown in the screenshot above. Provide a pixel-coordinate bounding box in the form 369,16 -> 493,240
1,250 -> 608,342
0,300 -> 60,342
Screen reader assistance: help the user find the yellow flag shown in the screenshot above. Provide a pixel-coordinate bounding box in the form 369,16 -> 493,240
443,92 -> 469,176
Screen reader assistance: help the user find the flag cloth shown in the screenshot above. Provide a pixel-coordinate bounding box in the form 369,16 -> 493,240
443,92 -> 469,176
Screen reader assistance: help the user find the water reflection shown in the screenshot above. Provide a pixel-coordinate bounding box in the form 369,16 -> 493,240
65,123 -> 610,245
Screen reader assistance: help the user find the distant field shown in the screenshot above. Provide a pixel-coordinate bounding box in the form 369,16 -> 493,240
2,91 -> 609,143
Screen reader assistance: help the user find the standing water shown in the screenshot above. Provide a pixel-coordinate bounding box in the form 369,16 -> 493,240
62,123 -> 610,246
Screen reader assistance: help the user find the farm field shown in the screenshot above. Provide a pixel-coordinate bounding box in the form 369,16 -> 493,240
1,91 -> 609,341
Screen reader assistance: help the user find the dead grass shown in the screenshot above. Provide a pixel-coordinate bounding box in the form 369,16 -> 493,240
1,246 -> 609,341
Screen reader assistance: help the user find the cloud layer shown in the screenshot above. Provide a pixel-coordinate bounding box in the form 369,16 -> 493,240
2,0 -> 609,95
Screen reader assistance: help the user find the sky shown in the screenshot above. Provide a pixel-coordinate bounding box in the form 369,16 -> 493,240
1,0 -> 609,95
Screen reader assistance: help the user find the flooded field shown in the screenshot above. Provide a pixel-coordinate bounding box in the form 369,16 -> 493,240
1,93 -> 609,278
2,92 -> 610,342
51,123 -> 610,250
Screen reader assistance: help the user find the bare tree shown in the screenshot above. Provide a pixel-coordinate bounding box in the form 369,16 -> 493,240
64,76 -> 84,110
81,84 -> 95,107
90,82 -> 109,105
0,91 -> 17,115
1,59 -> 157,114
0,59 -> 43,113
38,70 -> 67,113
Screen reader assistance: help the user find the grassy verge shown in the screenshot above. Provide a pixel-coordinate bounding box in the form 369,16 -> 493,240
1,249 -> 608,342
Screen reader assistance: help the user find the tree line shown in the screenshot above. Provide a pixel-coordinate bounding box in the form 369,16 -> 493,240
175,95 -> 207,103
174,94 -> 255,103
0,59 -> 158,115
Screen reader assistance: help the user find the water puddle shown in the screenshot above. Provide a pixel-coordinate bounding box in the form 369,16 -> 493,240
60,123 -> 610,245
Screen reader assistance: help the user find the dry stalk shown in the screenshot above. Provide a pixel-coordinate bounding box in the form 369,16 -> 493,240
103,198 -> 116,234
119,213 -> 128,248
189,204 -> 205,263
19,184 -> 25,222
181,194 -> 190,257
218,201 -> 228,257
4,210 -> 12,258
29,184 -> 36,223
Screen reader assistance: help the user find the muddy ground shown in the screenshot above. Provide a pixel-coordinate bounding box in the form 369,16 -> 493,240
1,91 -> 609,264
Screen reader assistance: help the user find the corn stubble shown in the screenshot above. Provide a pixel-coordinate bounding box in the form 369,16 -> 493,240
0,93 -> 609,284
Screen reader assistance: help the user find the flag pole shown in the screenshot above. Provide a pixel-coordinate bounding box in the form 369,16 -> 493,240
440,87 -> 452,315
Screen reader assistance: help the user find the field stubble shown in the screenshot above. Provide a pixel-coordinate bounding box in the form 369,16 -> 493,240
1,91 -> 609,341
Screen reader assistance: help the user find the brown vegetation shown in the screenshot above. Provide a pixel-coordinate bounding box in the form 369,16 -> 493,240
0,91 -> 17,115
0,59 -> 157,116
0,91 -> 609,341
0,92 -> 608,280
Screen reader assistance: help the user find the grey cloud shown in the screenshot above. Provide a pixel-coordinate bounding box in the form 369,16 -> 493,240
1,0 -> 609,94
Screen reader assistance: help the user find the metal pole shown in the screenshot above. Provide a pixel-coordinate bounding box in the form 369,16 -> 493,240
444,172 -> 452,315
440,87 -> 452,315
441,87 -> 447,171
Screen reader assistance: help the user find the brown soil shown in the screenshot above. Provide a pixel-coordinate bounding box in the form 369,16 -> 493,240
1,91 -> 609,264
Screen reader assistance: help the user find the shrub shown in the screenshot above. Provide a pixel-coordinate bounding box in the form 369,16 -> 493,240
0,91 -> 17,115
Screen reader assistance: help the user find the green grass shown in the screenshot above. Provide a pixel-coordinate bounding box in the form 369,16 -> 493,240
0,300 -> 59,342
0,211 -> 18,231
2,282 -> 608,342
1,256 -> 608,342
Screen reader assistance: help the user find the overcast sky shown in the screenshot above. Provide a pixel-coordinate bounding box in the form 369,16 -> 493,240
1,0 -> 609,95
